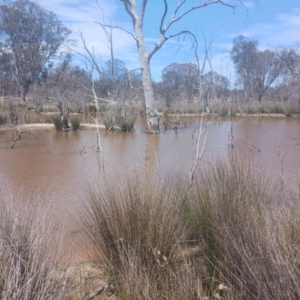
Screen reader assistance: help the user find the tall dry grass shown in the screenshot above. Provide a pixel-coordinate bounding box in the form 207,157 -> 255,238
0,196 -> 69,300
82,157 -> 300,299
83,174 -> 190,300
187,157 -> 300,299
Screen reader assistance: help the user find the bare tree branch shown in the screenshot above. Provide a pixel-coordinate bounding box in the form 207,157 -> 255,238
120,0 -> 137,22
95,22 -> 138,42
148,0 -> 238,62
148,29 -> 196,61
140,0 -> 148,24
71,30 -> 103,76
159,0 -> 168,34
164,0 -> 236,34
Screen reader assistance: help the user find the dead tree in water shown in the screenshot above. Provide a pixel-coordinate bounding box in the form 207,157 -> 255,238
11,127 -> 38,149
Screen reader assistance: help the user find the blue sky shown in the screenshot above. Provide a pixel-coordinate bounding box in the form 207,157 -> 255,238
35,0 -> 300,84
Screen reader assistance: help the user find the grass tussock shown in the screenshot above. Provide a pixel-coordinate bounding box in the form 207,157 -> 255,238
37,105 -> 59,113
83,157 -> 300,299
0,113 -> 7,125
0,197 -> 68,300
103,106 -> 136,132
70,115 -> 80,130
83,174 -> 187,300
52,114 -> 62,130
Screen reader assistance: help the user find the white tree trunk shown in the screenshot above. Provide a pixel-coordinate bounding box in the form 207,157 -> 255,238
134,16 -> 160,133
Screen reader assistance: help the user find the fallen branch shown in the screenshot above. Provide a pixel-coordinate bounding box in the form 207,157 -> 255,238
245,138 -> 261,152
11,127 -> 39,149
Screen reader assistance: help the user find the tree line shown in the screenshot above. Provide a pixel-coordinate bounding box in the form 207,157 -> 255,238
0,0 -> 300,128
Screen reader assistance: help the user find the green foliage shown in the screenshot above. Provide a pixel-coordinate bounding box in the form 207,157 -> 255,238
257,106 -> 265,113
283,106 -> 293,117
103,115 -> 116,130
16,101 -> 26,108
117,115 -> 136,132
70,115 -> 80,130
42,105 -> 59,113
52,114 -> 62,130
217,105 -> 228,116
103,106 -> 136,132
269,104 -> 284,114
283,106 -> 297,117
245,105 -> 256,114
87,103 -> 97,113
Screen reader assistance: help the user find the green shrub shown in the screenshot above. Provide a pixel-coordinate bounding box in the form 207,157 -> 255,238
41,105 -> 58,113
217,105 -> 228,116
245,106 -> 256,114
283,106 -> 293,117
117,116 -> 136,132
257,106 -> 265,114
269,105 -> 284,114
103,115 -> 116,130
52,114 -> 62,130
87,103 -> 97,113
70,115 -> 80,130
16,101 -> 27,108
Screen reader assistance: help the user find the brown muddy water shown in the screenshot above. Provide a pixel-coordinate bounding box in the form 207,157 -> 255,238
0,115 -> 300,260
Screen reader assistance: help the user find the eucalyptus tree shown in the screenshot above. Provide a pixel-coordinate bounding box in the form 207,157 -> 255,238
162,62 -> 199,106
231,35 -> 284,102
201,71 -> 230,102
104,0 -> 253,133
0,0 -> 71,101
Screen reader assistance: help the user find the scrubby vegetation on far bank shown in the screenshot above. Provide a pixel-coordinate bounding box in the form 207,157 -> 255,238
0,99 -> 299,135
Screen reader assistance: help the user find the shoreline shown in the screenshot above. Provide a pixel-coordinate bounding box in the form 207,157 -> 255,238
0,112 -> 298,132
0,123 -> 109,131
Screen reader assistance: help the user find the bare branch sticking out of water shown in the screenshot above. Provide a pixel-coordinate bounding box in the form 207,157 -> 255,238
11,127 -> 39,149
245,137 -> 261,152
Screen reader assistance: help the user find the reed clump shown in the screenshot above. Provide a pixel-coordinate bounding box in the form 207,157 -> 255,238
52,114 -> 62,130
83,174 -> 189,300
70,115 -> 80,130
83,157 -> 300,299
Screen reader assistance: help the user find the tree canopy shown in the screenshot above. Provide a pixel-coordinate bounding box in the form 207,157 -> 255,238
0,0 -> 71,101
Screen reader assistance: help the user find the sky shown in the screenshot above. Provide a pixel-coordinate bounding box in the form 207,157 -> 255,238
34,0 -> 300,84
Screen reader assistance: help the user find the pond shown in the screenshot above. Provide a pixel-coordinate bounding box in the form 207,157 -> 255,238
0,115 -> 300,259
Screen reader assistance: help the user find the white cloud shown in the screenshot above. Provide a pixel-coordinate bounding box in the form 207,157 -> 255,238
233,10 -> 300,48
35,0 -> 141,70
32,1 -> 300,82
